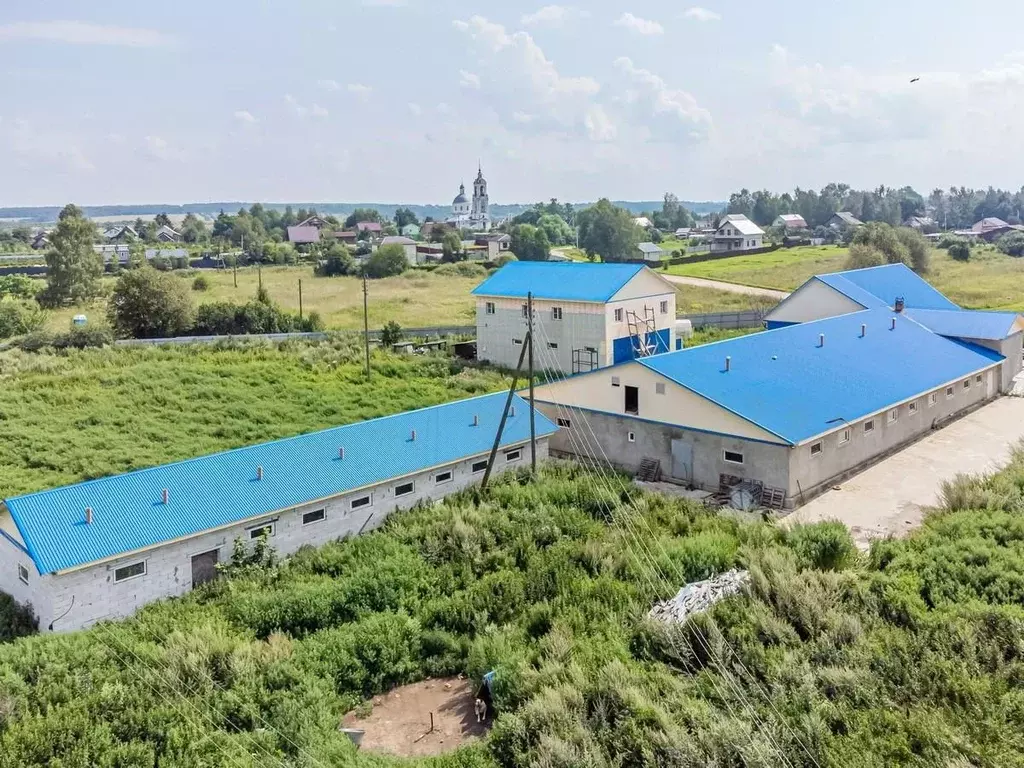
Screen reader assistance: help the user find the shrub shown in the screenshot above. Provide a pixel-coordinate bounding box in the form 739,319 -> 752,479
380,320 -> 403,348
851,222 -> 909,265
494,253 -> 518,267
191,274 -> 210,291
896,227 -> 931,272
997,231 -> 1024,257
192,298 -> 319,335
315,244 -> 355,277
0,298 -> 47,339
845,243 -> 885,270
16,324 -> 113,351
0,274 -> 39,300
0,592 -> 37,641
948,239 -> 971,262
107,266 -> 195,339
433,261 -> 487,278
363,244 -> 408,279
787,522 -> 858,571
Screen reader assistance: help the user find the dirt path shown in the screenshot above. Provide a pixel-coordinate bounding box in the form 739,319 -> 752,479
783,397 -> 1024,549
662,274 -> 790,300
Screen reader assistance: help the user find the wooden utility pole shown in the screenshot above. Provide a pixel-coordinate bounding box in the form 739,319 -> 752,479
298,279 -> 303,320
258,263 -> 263,291
481,333 -> 530,490
527,291 -> 537,473
362,269 -> 371,379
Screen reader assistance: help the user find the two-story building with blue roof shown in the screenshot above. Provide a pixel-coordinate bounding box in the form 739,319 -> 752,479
0,393 -> 558,632
472,262 -> 679,375
765,263 -> 1024,390
531,302 -> 1006,508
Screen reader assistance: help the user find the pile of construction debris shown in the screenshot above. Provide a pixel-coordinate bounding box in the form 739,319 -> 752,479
648,569 -> 750,625
1010,371 -> 1024,398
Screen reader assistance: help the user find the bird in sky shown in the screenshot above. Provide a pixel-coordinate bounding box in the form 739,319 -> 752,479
910,77 -> 920,83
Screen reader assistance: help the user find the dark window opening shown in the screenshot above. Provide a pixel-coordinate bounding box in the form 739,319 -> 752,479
624,385 -> 639,415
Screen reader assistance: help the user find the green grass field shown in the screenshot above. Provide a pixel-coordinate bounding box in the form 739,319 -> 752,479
667,244 -> 1024,310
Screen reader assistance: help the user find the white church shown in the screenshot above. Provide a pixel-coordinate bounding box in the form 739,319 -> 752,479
447,165 -> 491,231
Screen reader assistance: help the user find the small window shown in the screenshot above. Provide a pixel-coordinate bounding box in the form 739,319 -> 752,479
611,376 -> 621,387
18,564 -> 29,584
584,346 -> 598,353
963,379 -> 971,390
655,382 -> 666,395
472,459 -> 489,473
929,393 -> 938,407
556,417 -> 571,428
810,442 -> 823,457
628,432 -> 636,443
249,522 -> 275,540
724,450 -> 744,464
302,508 -> 326,525
838,428 -> 850,446
505,449 -> 522,462
548,342 -> 558,350
976,374 -> 983,384
395,481 -> 415,497
350,494 -> 372,510
485,302 -> 495,315
522,304 -> 528,318
513,338 -> 523,345
946,386 -> 955,399
864,420 -> 875,433
887,408 -> 898,423
552,307 -> 563,320
659,300 -> 668,314
614,308 -> 623,322
434,470 -> 453,485
909,401 -> 918,415
114,561 -> 146,583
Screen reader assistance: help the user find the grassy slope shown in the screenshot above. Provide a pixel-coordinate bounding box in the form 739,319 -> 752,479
668,244 -> 1024,310
0,340 -> 507,498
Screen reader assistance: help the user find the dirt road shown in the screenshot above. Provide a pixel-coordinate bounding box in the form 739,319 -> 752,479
661,274 -> 790,300
783,397 -> 1024,548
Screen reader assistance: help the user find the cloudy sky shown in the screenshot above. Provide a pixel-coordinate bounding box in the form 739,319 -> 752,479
3,0 -> 1024,206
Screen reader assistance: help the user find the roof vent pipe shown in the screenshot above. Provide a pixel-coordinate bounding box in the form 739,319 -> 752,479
161,489 -> 169,505
411,429 -> 417,441
860,324 -> 866,338
472,414 -> 479,426
85,507 -> 93,525
895,296 -> 905,313
819,333 -> 825,347
725,356 -> 731,372
256,466 -> 264,480
890,317 -> 896,330
510,406 -> 516,417
339,447 -> 345,460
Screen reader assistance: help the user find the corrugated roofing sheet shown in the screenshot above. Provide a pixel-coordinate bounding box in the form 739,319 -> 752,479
471,262 -> 648,302
820,264 -> 959,310
6,393 -> 557,574
906,308 -> 1021,341
814,274 -> 890,310
637,308 -> 1001,445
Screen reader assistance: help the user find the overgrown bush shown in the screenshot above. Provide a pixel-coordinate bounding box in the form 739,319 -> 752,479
997,231 -> 1024,257
364,244 -> 408,278
787,522 -> 858,571
15,324 -> 114,351
948,239 -> 972,261
851,222 -> 910,267
107,266 -> 194,339
895,226 -> 931,272
0,592 -> 38,642
0,274 -> 38,300
380,320 -> 403,348
191,274 -> 211,291
844,243 -> 885,270
0,298 -> 46,339
192,299 -> 318,335
434,261 -> 488,278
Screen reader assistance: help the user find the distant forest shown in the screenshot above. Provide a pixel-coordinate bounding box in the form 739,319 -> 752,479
0,200 -> 726,225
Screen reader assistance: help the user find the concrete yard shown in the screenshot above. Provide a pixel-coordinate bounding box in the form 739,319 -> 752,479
661,273 -> 790,300
783,397 -> 1024,548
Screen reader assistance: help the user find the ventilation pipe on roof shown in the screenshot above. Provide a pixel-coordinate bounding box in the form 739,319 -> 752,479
895,296 -> 905,313
818,333 -> 825,348
510,406 -> 516,417
861,324 -> 866,338
725,356 -> 731,372
411,429 -> 417,441
339,447 -> 345,460
472,414 -> 479,426
161,489 -> 169,505
890,317 -> 897,330
85,507 -> 93,524
256,466 -> 264,480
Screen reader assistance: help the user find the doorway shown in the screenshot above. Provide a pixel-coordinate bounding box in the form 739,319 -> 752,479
670,440 -> 693,483
624,385 -> 639,415
191,549 -> 219,588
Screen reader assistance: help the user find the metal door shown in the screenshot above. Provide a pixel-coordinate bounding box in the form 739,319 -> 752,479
988,370 -> 996,398
670,440 -> 693,483
191,549 -> 219,588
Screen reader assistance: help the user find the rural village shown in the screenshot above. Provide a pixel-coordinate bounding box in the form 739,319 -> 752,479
4,3 -> 1024,767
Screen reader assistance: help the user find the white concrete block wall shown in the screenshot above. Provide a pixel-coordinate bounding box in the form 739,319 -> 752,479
34,439 -> 549,633
0,532 -> 46,622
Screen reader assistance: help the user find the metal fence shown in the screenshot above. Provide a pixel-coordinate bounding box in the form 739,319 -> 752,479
680,310 -> 768,329
113,325 -> 478,347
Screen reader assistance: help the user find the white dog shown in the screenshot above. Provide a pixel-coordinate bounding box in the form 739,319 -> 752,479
474,698 -> 487,723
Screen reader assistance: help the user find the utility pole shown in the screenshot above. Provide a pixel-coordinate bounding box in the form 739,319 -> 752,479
258,263 -> 263,292
527,291 -> 536,474
298,279 -> 303,320
362,269 -> 371,379
481,333 -> 530,490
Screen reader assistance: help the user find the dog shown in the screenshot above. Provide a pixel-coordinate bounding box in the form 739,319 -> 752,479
474,698 -> 487,723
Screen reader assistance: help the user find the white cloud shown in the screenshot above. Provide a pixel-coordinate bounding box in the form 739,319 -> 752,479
614,13 -> 664,36
311,104 -> 329,118
512,111 -> 536,123
682,7 -> 721,22
362,0 -> 407,5
347,83 -> 373,99
408,102 -> 423,116
459,70 -> 481,89
0,20 -> 176,48
584,105 -> 617,142
613,56 -> 712,142
285,93 -> 308,118
520,5 -> 588,26
318,79 -> 341,92
142,135 -> 185,162
233,110 -> 257,124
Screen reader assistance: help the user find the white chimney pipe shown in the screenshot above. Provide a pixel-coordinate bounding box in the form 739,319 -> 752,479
819,333 -> 825,347
860,324 -> 866,338
161,489 -> 169,505
339,447 -> 345,460
85,507 -> 93,524
725,356 -> 731,372
890,317 -> 896,330
472,414 -> 479,426
256,466 -> 264,480
510,406 -> 516,417
411,429 -> 417,441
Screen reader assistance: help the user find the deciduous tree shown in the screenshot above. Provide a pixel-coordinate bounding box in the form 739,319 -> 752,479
41,204 -> 102,306
107,266 -> 194,339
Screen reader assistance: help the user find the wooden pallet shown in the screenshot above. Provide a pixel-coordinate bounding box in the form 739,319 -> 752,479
760,485 -> 787,510
636,457 -> 662,482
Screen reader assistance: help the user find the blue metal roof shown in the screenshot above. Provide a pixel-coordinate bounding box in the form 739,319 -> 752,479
472,262 -> 650,302
819,263 -> 959,310
5,393 -> 558,574
637,308 -> 1001,445
906,308 -> 1022,341
813,274 -> 889,310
